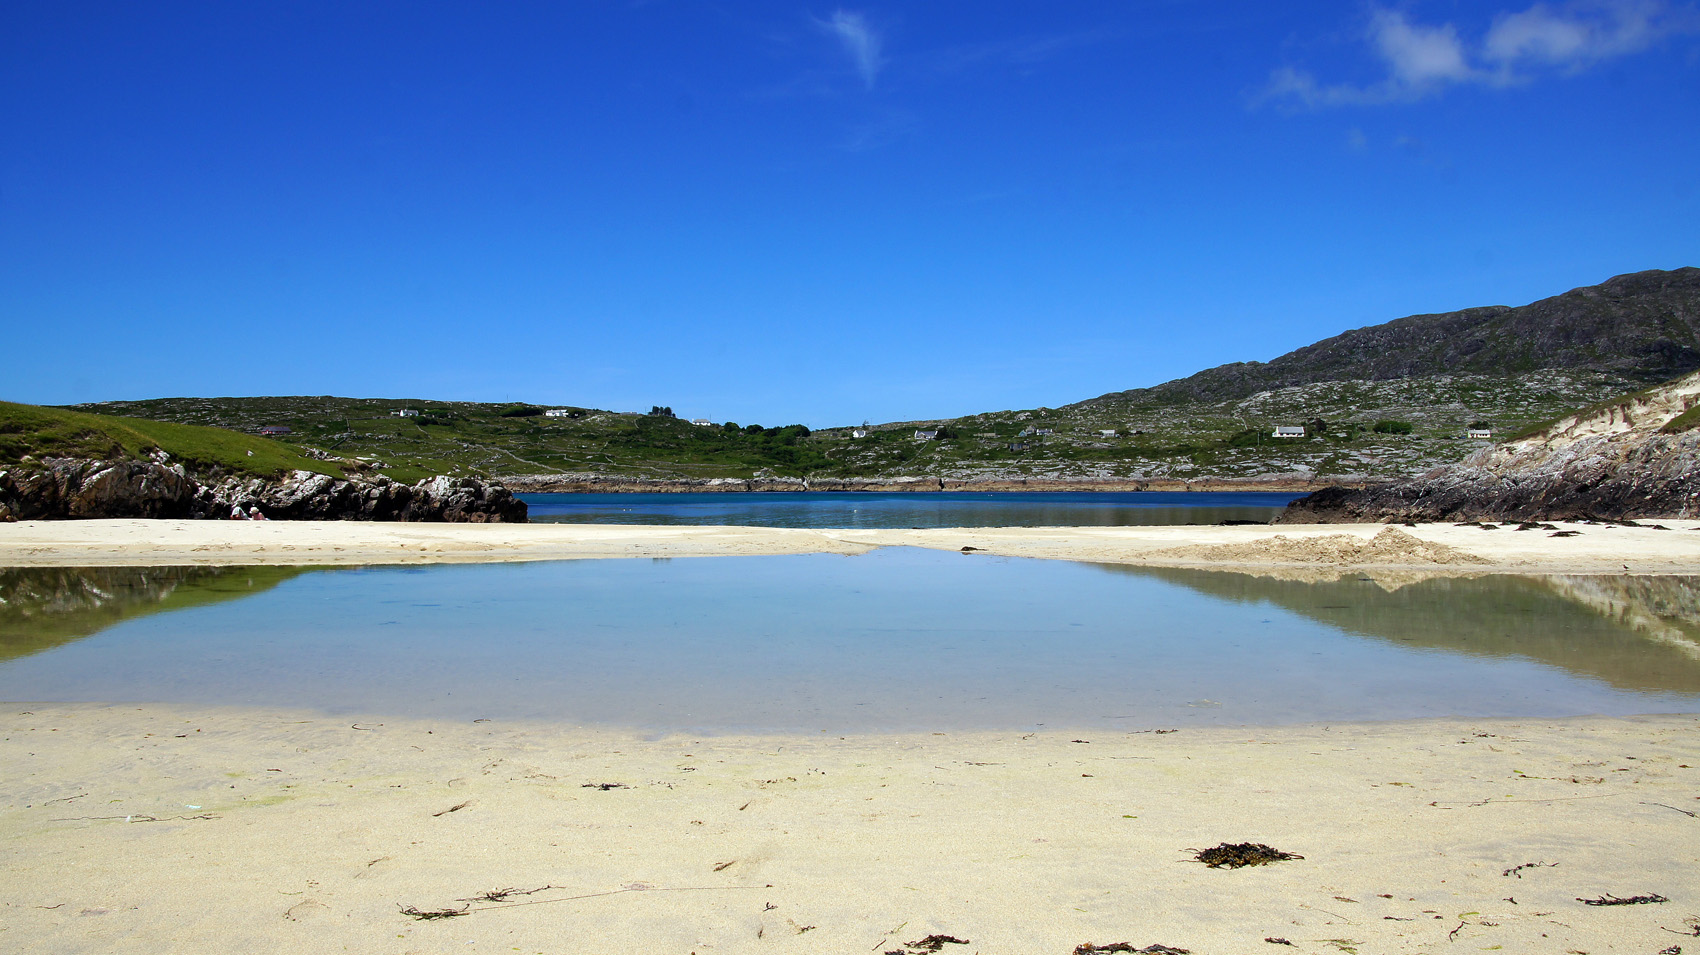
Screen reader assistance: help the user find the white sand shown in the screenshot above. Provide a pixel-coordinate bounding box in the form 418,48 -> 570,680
2,703 -> 1696,954
4,518 -> 1700,573
5,520 -> 1699,951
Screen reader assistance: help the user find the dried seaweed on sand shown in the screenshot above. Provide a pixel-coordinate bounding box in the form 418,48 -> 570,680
1192,842 -> 1304,868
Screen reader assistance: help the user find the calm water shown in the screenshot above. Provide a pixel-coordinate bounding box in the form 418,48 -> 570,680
3,552 -> 1698,733
520,490 -> 1302,528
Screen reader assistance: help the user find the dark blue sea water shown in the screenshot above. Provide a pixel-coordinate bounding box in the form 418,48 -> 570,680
4,550 -> 1697,733
520,490 -> 1303,528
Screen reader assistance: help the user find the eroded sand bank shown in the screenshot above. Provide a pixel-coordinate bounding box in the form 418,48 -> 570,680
3,518 -> 1700,573
2,703 -> 1696,954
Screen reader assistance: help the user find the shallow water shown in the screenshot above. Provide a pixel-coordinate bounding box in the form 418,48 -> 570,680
2,551 -> 1698,733
520,490 -> 1301,528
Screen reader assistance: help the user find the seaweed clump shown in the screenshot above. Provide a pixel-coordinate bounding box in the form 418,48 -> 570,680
1193,843 -> 1303,868
885,935 -> 970,954
1074,938 -> 1196,944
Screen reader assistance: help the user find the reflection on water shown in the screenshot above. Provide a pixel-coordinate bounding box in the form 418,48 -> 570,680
522,491 -> 1300,528
1106,567 -> 1700,694
0,566 -> 306,663
0,554 -> 1697,732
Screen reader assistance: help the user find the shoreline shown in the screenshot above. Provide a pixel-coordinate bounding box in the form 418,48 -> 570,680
2,701 -> 1694,953
503,475 -> 1340,493
4,517 -> 1700,574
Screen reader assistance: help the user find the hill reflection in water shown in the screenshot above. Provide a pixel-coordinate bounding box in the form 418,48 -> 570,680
0,565 -> 308,663
1097,566 -> 1700,695
1,554 -> 1697,730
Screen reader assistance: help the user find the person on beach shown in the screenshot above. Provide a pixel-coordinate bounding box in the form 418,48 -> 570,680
249,506 -> 268,521
229,504 -> 247,520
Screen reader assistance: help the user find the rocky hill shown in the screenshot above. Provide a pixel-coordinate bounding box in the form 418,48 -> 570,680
1080,267 -> 1700,406
1279,370 -> 1700,522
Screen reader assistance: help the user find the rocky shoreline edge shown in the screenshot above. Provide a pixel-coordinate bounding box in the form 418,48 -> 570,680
0,457 -> 526,523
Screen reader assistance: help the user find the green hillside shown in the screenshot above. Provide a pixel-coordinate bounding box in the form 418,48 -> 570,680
67,371 -> 1632,484
57,269 -> 1696,485
0,401 -> 340,479
67,397 -> 822,483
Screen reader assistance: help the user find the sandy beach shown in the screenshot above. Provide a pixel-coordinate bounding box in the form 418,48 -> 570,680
1,703 -> 1695,954
3,517 -> 1700,573
4,521 -> 1699,952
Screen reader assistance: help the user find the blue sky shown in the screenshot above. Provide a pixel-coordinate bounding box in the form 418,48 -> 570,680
4,2 -> 1697,427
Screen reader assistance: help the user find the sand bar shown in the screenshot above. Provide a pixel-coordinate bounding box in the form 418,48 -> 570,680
3,518 -> 1700,573
2,702 -> 1696,954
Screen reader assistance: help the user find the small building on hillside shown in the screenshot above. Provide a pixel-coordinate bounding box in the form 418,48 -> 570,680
914,429 -> 940,440
393,409 -> 419,418
544,409 -> 573,418
258,425 -> 292,436
1099,429 -> 1117,437
851,428 -> 868,438
690,418 -> 713,426
1272,425 -> 1305,439
1467,428 -> 1492,439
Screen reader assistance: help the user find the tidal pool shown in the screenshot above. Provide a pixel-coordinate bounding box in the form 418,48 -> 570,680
2,550 -> 1698,733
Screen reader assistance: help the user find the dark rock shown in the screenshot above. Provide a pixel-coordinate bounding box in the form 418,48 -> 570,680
0,459 -> 526,523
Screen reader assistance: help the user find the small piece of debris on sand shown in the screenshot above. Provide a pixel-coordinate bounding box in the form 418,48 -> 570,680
1578,893 -> 1668,906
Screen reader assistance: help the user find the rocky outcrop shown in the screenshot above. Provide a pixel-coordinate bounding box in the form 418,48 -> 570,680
0,458 -> 526,522
1279,372 -> 1700,522
0,459 -> 199,520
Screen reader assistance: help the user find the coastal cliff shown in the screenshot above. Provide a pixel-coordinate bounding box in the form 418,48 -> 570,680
0,458 -> 527,523
1279,371 -> 1700,522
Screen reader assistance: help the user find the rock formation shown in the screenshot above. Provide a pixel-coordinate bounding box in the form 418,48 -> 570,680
1279,371 -> 1700,522
0,458 -> 526,523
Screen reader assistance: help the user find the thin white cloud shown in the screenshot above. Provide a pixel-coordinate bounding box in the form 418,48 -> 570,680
820,9 -> 884,90
1259,1 -> 1698,108
1373,8 -> 1478,87
1484,1 -> 1670,66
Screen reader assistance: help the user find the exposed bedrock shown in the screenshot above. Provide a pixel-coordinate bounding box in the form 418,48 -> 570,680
1280,372 -> 1700,523
0,459 -> 526,523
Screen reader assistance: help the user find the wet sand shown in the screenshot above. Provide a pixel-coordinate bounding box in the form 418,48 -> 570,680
2,703 -> 1696,954
3,517 -> 1699,573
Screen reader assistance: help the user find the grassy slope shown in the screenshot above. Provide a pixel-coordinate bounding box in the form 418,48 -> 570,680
68,371 -> 1645,484
0,401 -> 340,478
813,370 -> 1640,481
68,397 -> 824,483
